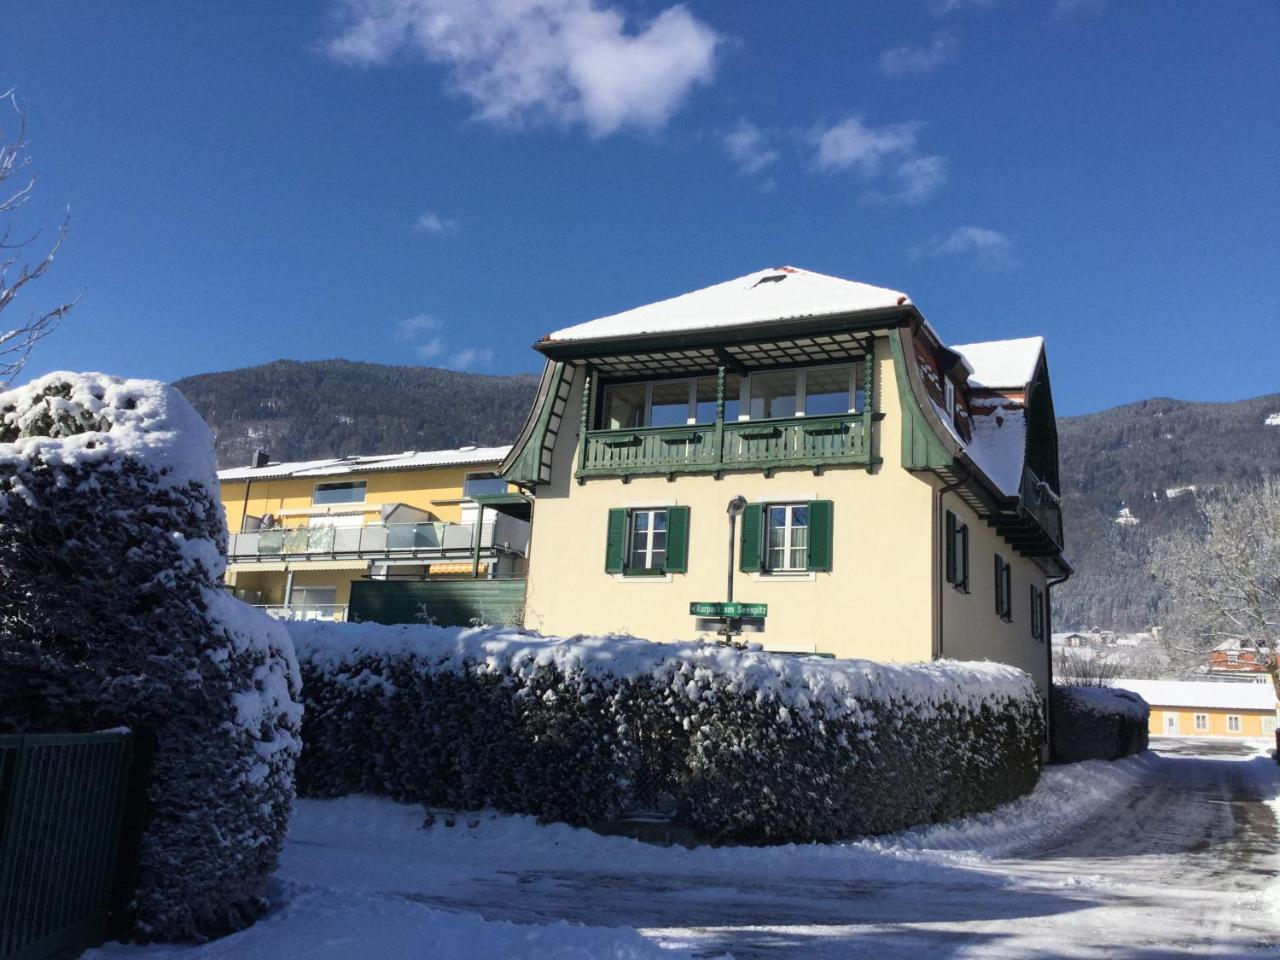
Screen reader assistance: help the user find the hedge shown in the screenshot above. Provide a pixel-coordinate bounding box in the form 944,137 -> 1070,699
291,621 -> 1044,843
1050,683 -> 1149,764
0,373 -> 303,941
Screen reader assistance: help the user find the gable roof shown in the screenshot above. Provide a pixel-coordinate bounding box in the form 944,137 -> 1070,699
218,445 -> 511,482
1112,678 -> 1277,712
952,337 -> 1045,389
547,266 -> 911,344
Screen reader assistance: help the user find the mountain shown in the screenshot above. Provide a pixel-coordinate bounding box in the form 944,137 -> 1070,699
175,359 -> 1280,632
1053,393 -> 1280,631
173,360 -> 539,467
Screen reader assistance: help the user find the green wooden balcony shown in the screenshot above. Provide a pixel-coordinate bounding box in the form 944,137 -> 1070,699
578,413 -> 872,478
1018,466 -> 1064,550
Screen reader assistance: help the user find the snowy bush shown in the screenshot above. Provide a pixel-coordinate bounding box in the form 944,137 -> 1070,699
1050,683 -> 1149,764
292,622 -> 1043,843
0,373 -> 303,941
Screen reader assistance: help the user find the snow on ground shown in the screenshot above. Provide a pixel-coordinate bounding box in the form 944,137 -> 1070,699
90,740 -> 1280,959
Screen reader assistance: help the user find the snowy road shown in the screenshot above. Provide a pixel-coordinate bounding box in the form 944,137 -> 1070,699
95,739 -> 1280,959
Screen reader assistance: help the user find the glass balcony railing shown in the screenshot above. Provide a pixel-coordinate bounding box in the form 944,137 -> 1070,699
227,516 -> 531,562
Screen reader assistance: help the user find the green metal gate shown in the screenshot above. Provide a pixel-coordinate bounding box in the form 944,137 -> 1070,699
0,732 -> 135,960
349,578 -> 527,628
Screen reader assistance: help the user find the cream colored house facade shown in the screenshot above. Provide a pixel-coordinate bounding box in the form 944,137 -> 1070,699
1116,678 -> 1279,739
501,267 -> 1069,696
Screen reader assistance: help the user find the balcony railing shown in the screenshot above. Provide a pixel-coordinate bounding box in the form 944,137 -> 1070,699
257,604 -> 349,622
578,413 -> 871,478
1019,467 -> 1064,549
227,516 -> 531,563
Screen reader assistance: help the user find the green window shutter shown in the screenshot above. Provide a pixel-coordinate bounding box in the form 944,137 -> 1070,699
994,555 -> 1003,617
665,506 -> 690,573
605,508 -> 628,574
945,511 -> 957,585
739,502 -> 763,572
806,500 -> 834,572
959,524 -> 969,592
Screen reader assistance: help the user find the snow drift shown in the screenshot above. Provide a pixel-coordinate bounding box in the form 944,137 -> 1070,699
0,373 -> 303,941
291,620 -> 1044,843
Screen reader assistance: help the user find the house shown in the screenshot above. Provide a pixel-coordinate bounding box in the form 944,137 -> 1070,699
1206,641 -> 1269,676
500,266 -> 1069,695
218,445 -> 531,624
1115,678 -> 1278,738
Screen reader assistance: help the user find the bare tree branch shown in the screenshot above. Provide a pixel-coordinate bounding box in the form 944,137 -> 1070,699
0,88 -> 76,383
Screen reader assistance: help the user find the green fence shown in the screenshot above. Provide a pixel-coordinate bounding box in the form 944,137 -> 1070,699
0,732 -> 135,960
349,578 -> 526,628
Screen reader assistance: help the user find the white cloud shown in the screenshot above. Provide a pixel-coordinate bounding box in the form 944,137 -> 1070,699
914,226 -> 1015,269
450,347 -> 494,370
395,314 -> 442,339
323,0 -> 721,137
723,120 -> 778,176
931,0 -> 1002,14
878,32 -> 957,77
810,116 -> 946,204
412,211 -> 458,235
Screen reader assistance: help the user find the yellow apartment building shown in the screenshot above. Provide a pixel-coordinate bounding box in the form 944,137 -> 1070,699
218,445 -> 531,623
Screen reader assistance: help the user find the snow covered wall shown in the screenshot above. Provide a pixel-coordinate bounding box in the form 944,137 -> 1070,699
292,621 -> 1044,843
0,373 -> 303,941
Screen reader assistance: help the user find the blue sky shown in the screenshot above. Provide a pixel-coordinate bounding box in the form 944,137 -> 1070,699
6,0 -> 1278,415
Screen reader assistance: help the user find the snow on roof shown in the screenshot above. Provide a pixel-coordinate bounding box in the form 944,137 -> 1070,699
951,337 -> 1044,389
1111,678 -> 1277,712
218,445 -> 512,482
547,266 -> 911,343
966,404 -> 1027,497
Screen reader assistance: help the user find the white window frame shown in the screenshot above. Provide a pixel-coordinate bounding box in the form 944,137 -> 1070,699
1227,715 -> 1241,733
1263,715 -> 1277,735
765,503 -> 810,573
312,480 -> 367,506
945,378 -> 956,419
626,507 -> 669,572
1194,713 -> 1209,731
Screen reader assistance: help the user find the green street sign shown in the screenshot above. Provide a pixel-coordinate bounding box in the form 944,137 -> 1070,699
690,601 -> 768,618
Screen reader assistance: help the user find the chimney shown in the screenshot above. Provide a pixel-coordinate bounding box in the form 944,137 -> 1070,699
251,448 -> 269,469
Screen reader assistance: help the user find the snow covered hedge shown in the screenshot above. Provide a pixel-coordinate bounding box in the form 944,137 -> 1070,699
0,373 -> 303,941
292,621 -> 1044,843
1050,684 -> 1149,764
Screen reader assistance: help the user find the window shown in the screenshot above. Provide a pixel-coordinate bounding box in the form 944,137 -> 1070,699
1227,715 -> 1241,733
463,472 -> 507,497
602,376 -> 740,429
628,509 -> 668,571
994,554 -> 1012,622
766,504 -> 809,571
945,510 -> 969,593
604,506 -> 689,575
749,369 -> 799,419
1194,714 -> 1208,731
312,480 -> 366,505
945,378 -> 956,419
1227,651 -> 1240,664
739,500 -> 834,574
1030,585 -> 1046,641
1263,716 -> 1277,736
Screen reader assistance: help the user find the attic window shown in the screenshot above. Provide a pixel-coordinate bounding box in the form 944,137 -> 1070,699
752,274 -> 788,287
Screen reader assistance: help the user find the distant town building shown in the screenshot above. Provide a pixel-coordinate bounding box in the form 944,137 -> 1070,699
1115,678 -> 1278,739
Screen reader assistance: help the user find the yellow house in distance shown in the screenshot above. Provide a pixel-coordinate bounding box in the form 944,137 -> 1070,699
218,445 -> 531,623
1116,678 -> 1279,739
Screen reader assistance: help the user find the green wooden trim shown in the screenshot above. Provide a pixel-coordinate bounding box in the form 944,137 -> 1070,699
713,365 -> 726,465
501,361 -> 567,487
739,503 -> 763,572
806,499 -> 834,572
665,505 -> 690,573
604,507 -> 627,574
575,365 -> 593,483
888,330 -> 953,470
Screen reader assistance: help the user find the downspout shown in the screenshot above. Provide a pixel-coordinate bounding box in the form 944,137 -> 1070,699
1044,571 -> 1071,750
932,470 -> 969,660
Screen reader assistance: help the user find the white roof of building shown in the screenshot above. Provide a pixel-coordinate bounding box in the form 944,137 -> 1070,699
1112,678 -> 1277,712
952,337 -> 1045,389
218,445 -> 511,482
548,266 -> 911,342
